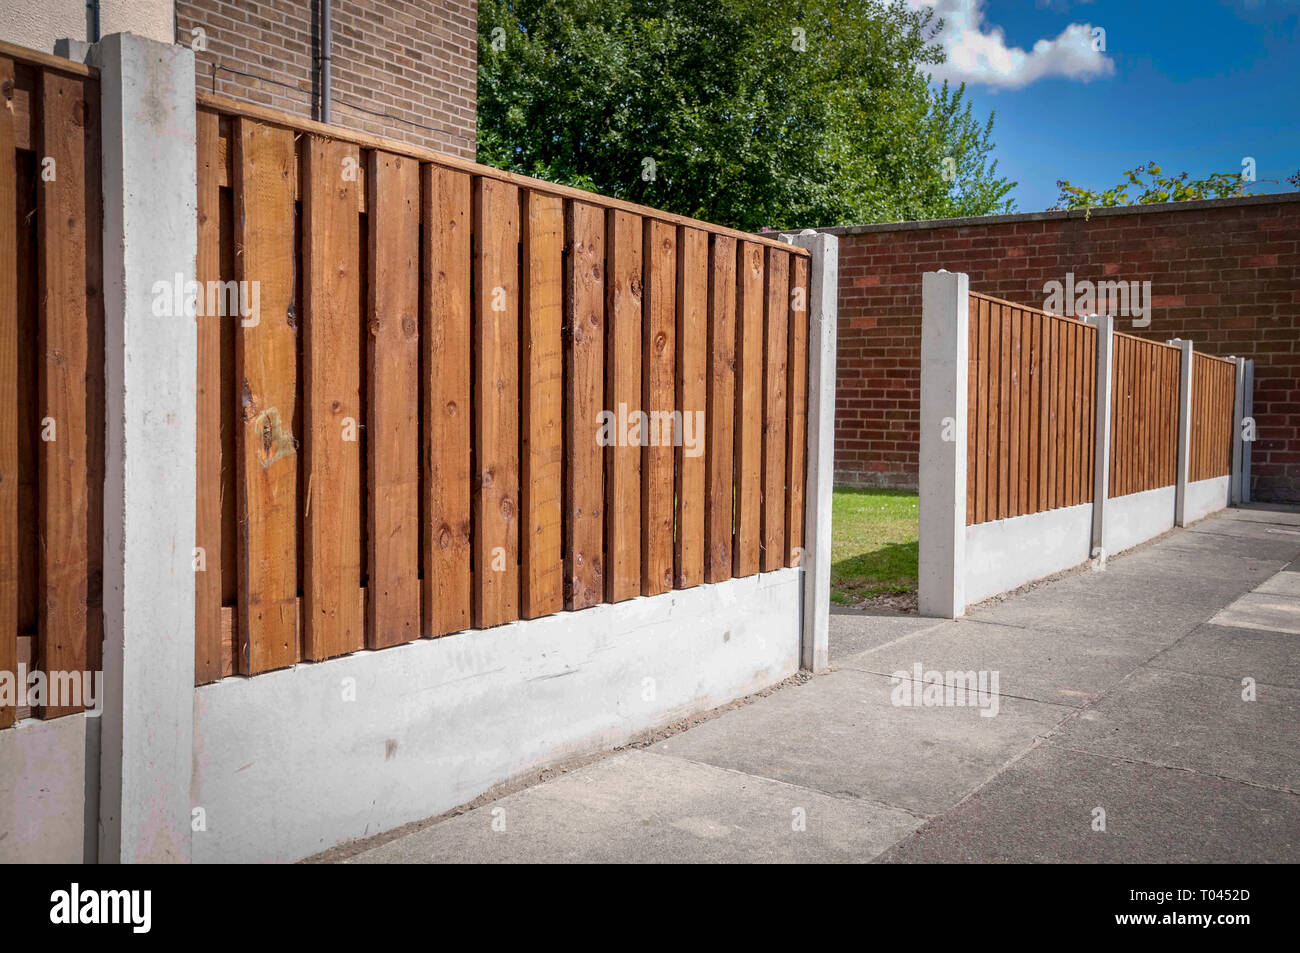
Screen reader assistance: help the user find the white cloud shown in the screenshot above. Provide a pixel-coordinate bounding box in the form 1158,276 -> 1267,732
910,0 -> 1115,90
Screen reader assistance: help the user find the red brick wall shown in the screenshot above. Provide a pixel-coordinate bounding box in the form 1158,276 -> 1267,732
176,0 -> 478,159
829,194 -> 1300,503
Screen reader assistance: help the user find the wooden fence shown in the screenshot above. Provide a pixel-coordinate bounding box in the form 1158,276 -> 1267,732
1109,333 -> 1180,498
1191,352 -> 1236,482
0,45 -> 104,725
966,292 -> 1096,526
964,291 -> 1241,526
193,94 -> 811,682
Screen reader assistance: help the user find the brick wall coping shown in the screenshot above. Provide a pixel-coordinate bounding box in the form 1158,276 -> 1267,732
780,191 -> 1300,238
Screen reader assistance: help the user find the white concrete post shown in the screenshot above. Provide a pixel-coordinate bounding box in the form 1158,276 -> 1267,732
1242,359 -> 1254,503
92,33 -> 197,863
790,230 -> 837,672
1085,314 -> 1114,555
1169,338 -> 1195,527
918,271 -> 968,619
1230,356 -> 1246,505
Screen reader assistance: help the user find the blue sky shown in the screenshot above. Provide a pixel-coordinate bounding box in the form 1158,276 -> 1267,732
912,0 -> 1300,211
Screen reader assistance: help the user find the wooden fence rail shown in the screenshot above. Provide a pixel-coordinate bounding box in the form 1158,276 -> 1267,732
966,292 -> 1096,526
0,46 -> 104,725
192,95 -> 811,682
1109,332 -> 1180,498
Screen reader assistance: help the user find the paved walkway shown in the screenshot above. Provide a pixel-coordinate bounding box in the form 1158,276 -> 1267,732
335,504 -> 1300,863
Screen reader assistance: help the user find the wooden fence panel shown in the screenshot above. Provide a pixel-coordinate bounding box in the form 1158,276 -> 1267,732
1108,334 -> 1180,498
302,135 -> 364,660
604,209 -> 642,603
674,226 -> 708,587
642,219 -> 676,596
733,240 -> 764,577
422,165 -> 473,637
705,235 -> 736,584
520,190 -> 565,619
1191,353 -> 1235,482
471,177 -> 521,629
564,201 -> 605,610
172,95 -> 815,685
966,294 -> 1096,525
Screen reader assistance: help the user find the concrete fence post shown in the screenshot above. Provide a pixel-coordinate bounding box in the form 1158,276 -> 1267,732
918,271 -> 968,619
91,33 -> 198,863
1242,359 -> 1254,503
1085,314 -> 1114,556
1230,356 -> 1246,505
1169,338 -> 1195,527
789,230 -> 837,672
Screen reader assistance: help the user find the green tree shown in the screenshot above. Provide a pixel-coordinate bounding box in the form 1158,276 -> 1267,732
477,0 -> 1016,230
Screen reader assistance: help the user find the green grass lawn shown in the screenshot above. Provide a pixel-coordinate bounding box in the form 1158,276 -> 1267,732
830,488 -> 919,605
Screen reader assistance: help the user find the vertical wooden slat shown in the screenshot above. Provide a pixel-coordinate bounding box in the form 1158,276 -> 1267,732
604,210 -> 642,603
1029,311 -> 1042,513
0,55 -> 16,725
997,304 -> 1011,519
422,165 -> 473,636
987,303 -> 999,517
1065,322 -> 1078,506
366,152 -> 421,646
1007,307 -> 1021,517
676,226 -> 708,584
705,236 -> 736,582
195,109 -> 225,682
520,190 -> 565,619
642,220 -> 676,595
37,69 -> 93,711
760,247 -> 789,571
976,298 -> 990,524
733,240 -> 764,576
302,135 -> 363,659
966,298 -> 978,525
471,176 -> 521,628
563,201 -> 605,609
1050,317 -> 1060,512
233,118 -> 298,673
1018,309 -> 1031,513
785,255 -> 808,565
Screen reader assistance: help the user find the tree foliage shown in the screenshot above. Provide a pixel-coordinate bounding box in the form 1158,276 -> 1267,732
1051,162 -> 1247,211
477,0 -> 1016,230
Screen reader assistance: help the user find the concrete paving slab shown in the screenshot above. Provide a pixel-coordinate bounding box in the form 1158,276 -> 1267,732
1211,592 -> 1300,635
877,743 -> 1300,863
971,575 -> 1225,644
829,609 -> 945,660
1106,542 -> 1281,585
1255,571 -> 1300,599
345,749 -> 923,863
1047,667 -> 1300,792
839,619 -> 1154,709
1220,506 -> 1300,527
1190,516 -> 1300,540
1147,623 -> 1300,690
654,669 -> 1072,816
1155,529 -> 1300,564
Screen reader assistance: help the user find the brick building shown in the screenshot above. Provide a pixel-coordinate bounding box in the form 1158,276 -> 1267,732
817,193 -> 1300,503
175,0 -> 478,158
